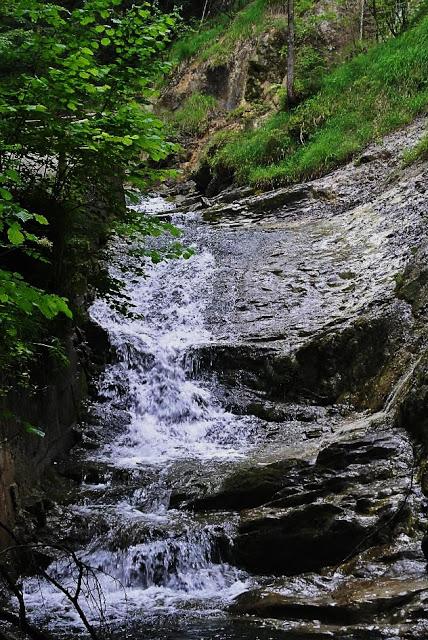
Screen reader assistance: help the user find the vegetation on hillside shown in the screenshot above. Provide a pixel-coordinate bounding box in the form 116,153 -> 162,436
403,131 -> 428,165
163,0 -> 428,188
166,92 -> 219,135
170,0 -> 287,65
164,0 -> 331,145
205,7 -> 428,187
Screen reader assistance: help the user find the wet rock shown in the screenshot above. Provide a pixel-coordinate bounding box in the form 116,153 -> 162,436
197,184 -> 324,219
235,502 -> 368,574
231,577 -> 428,624
188,459 -> 310,511
244,401 -> 322,423
397,352 -> 428,447
240,185 -> 314,213
202,201 -> 247,220
354,149 -> 393,166
209,185 -> 255,205
209,428 -> 417,575
316,434 -> 398,470
421,534 -> 428,561
175,194 -> 205,210
159,179 -> 197,197
196,311 -> 408,408
396,243 -> 428,316
55,460 -> 107,485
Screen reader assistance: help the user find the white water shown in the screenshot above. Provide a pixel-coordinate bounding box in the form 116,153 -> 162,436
23,195 -> 255,630
90,197 -> 259,466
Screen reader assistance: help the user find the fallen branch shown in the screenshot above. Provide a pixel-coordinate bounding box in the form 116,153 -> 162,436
0,521 -> 106,640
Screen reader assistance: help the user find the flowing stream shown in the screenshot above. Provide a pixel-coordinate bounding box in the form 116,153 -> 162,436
20,164 -> 428,639
23,196 -> 279,636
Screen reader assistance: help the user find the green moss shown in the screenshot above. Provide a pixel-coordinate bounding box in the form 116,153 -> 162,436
208,14 -> 428,187
165,92 -> 219,135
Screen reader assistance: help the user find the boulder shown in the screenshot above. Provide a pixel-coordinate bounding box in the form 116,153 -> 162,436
234,502 -> 368,574
231,577 -> 428,624
192,427 -> 416,575
188,458 -> 310,511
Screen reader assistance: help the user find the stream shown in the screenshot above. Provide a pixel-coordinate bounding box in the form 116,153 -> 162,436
19,122 -> 428,640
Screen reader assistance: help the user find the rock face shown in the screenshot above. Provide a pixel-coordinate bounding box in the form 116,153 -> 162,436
233,428 -> 415,574
175,118 -> 428,635
190,426 -> 416,575
231,576 -> 428,625
190,120 -> 426,414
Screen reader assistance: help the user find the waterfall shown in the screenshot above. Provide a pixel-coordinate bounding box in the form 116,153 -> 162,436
22,195 -> 256,629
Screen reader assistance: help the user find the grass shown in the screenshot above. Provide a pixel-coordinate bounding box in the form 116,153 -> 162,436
169,18 -> 231,64
208,13 -> 428,187
403,131 -> 428,165
165,92 -> 219,136
169,0 -> 287,66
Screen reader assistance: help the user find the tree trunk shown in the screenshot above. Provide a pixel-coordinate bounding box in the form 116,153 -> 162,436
371,0 -> 379,42
359,0 -> 365,40
201,0 -> 210,26
287,0 -> 295,107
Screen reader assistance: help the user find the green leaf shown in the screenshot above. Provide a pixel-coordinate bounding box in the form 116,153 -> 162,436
100,37 -> 111,46
34,214 -> 49,225
81,16 -> 95,26
24,423 -> 45,438
4,169 -> 21,183
0,187 -> 13,201
7,224 -> 25,246
15,210 -> 33,222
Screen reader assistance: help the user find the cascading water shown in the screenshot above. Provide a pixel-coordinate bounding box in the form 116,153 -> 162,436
91,197 -> 261,466
14,122 -> 428,640
22,195 -> 259,632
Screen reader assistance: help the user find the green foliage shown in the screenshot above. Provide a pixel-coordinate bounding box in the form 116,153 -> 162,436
169,18 -> 231,63
0,0 -> 178,390
166,92 -> 219,135
0,409 -> 45,438
294,45 -> 327,97
402,131 -> 428,165
114,203 -> 195,264
169,0 -> 287,65
0,269 -> 72,391
368,0 -> 413,39
209,13 -> 428,187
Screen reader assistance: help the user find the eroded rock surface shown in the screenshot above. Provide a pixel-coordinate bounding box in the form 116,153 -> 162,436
16,119 -> 428,640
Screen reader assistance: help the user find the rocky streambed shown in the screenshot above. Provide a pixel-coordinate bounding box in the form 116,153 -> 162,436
12,118 -> 428,639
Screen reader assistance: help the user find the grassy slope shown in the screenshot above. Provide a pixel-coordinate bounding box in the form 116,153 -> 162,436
208,13 -> 428,187
164,92 -> 219,135
169,0 -> 286,65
